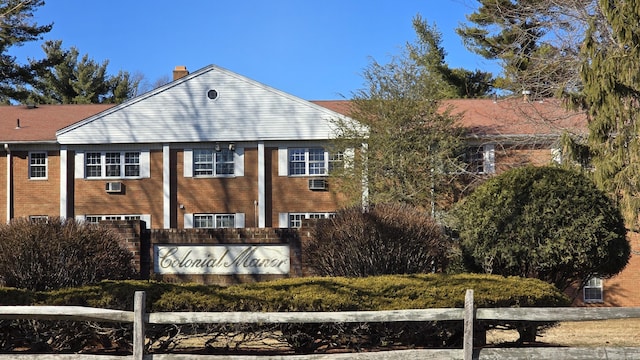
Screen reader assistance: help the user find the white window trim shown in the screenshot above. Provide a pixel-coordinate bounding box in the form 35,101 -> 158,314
29,215 -> 49,222
183,147 -> 244,178
193,149 -> 235,177
466,144 -> 495,175
279,147 -> 337,177
184,213 -> 245,228
77,214 -> 152,229
290,147 -> 327,176
75,150 -> 150,179
278,212 -> 335,228
583,277 -> 604,303
483,144 -> 495,174
28,151 -> 48,180
551,147 -> 562,164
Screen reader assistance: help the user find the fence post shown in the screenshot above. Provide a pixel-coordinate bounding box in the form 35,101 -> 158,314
133,291 -> 146,360
463,289 -> 474,360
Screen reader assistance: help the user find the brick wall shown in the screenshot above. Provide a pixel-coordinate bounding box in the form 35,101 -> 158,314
106,220 -> 311,285
106,220 -> 145,275
176,148 -> 259,228
268,147 -> 346,227
106,222 -> 640,306
495,145 -> 553,173
13,151 -> 61,218
568,231 -> 640,307
74,150 -> 164,227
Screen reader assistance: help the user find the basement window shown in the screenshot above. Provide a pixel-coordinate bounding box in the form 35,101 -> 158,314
583,277 -> 604,303
194,214 -> 235,228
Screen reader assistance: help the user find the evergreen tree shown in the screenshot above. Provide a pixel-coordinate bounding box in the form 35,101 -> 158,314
581,0 -> 640,229
457,0 -> 640,228
456,0 -> 594,98
71,53 -> 109,103
447,68 -> 494,99
28,40 -> 140,104
0,0 -> 52,103
411,16 -> 493,98
451,166 -> 629,292
108,70 -> 140,103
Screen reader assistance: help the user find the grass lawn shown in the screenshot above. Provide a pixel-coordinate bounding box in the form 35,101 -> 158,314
487,318 -> 640,347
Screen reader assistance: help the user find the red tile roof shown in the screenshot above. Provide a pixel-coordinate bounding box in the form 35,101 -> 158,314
0,104 -> 114,143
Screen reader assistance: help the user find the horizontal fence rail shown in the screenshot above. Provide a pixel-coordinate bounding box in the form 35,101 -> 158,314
0,305 -> 133,322
147,308 -> 466,324
0,290 -> 639,360
476,306 -> 640,321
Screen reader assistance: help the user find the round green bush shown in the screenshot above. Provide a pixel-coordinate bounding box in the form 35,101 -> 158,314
451,165 -> 630,291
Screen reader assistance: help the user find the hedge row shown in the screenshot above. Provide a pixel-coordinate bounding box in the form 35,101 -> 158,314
1,273 -> 570,310
0,274 -> 569,354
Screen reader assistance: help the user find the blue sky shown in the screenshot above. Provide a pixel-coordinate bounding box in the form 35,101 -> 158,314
11,0 -> 498,100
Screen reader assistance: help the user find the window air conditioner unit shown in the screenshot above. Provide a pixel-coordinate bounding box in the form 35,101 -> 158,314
105,181 -> 122,193
308,178 -> 328,191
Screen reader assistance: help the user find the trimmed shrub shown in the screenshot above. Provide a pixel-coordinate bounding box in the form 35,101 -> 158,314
2,275 -> 565,310
450,166 -> 630,291
0,275 -> 569,353
0,217 -> 137,291
305,202 -> 452,276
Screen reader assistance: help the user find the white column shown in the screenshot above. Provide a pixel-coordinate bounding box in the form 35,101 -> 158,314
163,144 -> 171,229
361,142 -> 369,209
258,141 -> 266,228
4,145 -> 10,223
59,147 -> 68,218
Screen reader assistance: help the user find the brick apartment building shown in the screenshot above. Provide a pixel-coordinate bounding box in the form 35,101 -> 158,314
0,64 -> 636,306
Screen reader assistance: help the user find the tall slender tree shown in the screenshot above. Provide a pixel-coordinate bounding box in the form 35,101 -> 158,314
581,0 -> 640,229
411,16 -> 494,98
0,0 -> 52,103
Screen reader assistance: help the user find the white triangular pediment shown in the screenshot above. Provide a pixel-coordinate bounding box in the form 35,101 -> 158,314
56,65 -> 351,144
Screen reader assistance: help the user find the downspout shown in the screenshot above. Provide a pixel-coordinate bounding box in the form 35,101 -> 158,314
4,144 -> 11,223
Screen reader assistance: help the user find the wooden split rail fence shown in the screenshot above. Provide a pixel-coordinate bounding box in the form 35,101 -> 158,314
0,289 -> 640,359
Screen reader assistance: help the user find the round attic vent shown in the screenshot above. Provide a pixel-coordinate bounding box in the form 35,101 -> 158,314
207,89 -> 218,100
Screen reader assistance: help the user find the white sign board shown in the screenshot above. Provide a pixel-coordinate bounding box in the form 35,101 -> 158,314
154,244 -> 290,275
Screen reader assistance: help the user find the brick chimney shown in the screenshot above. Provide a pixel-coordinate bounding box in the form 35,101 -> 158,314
173,66 -> 189,80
